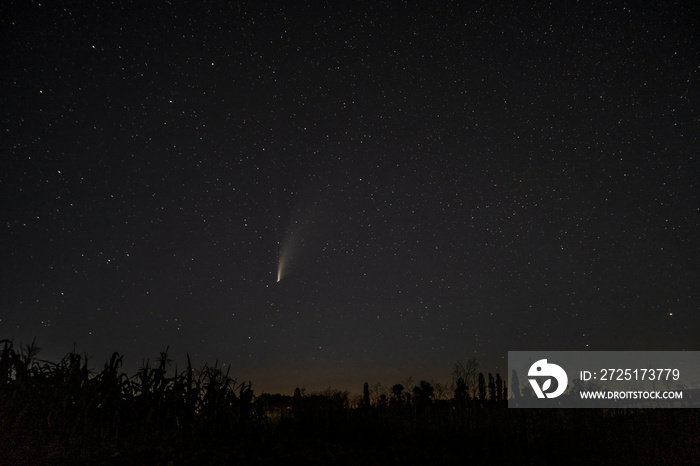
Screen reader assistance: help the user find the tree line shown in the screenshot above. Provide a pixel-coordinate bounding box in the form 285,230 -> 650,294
2,338 -> 696,465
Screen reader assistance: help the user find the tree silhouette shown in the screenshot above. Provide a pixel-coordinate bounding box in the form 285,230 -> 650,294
412,381 -> 434,407
495,373 -> 503,403
453,377 -> 468,401
477,373 -> 486,401
391,383 -> 404,405
453,358 -> 479,398
488,373 -> 496,401
370,382 -> 384,405
511,369 -> 521,400
363,382 -> 370,407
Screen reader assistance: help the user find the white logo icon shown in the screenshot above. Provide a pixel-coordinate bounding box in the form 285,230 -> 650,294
528,359 -> 568,398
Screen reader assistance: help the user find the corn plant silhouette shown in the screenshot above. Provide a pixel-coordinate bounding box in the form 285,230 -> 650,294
0,339 -> 256,463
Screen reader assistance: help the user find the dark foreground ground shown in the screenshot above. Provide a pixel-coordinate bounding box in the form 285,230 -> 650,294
2,341 -> 698,465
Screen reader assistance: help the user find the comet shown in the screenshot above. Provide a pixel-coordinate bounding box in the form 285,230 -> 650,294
276,186 -> 318,283
276,247 -> 290,283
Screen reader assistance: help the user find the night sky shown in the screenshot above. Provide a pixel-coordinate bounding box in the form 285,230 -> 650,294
2,1 -> 698,394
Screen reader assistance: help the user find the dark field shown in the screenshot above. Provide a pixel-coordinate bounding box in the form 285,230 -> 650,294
1,340 -> 698,465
